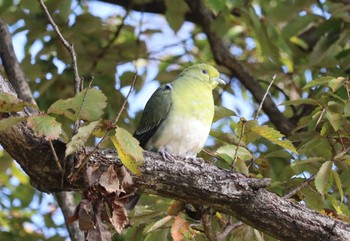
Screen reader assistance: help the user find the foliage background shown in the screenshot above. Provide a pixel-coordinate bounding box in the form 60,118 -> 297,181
1,0 -> 350,240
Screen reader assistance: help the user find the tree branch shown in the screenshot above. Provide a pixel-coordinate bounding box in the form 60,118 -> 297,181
0,18 -> 36,105
184,0 -> 295,135
56,192 -> 84,241
1,75 -> 350,241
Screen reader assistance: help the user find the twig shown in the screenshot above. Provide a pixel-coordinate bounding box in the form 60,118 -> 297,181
255,74 -> 276,120
114,71 -> 138,125
217,220 -> 243,241
68,72 -> 138,181
202,210 -> 218,241
233,119 -> 247,167
283,174 -> 316,199
38,0 -> 82,94
49,140 -> 62,172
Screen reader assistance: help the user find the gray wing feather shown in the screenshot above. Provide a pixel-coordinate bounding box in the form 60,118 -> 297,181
133,84 -> 172,148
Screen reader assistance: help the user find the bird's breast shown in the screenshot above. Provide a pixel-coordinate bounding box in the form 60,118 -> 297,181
145,114 -> 212,157
145,85 -> 214,157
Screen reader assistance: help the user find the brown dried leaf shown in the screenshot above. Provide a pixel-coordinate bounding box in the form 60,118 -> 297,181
86,163 -> 101,186
99,165 -> 120,193
117,166 -> 133,189
78,199 -> 95,230
109,200 -> 129,233
86,215 -> 112,241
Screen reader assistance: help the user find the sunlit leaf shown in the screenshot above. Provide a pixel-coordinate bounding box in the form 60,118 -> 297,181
327,195 -> 350,218
216,144 -> 253,164
315,160 -> 332,197
250,124 -> 298,154
144,215 -> 173,234
0,93 -> 37,112
0,116 -> 26,131
213,105 -> 236,122
329,77 -> 347,92
111,127 -> 144,175
27,115 -> 62,141
236,158 -> 249,175
48,88 -> 107,121
332,171 -> 344,203
281,98 -> 320,106
65,120 -> 100,157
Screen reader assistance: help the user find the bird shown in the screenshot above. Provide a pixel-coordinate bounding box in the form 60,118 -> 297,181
125,63 -> 225,210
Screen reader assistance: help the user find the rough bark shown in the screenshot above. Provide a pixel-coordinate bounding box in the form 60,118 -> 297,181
0,19 -> 36,105
1,75 -> 350,241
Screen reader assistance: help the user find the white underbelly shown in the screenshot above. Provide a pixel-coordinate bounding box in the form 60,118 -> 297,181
145,115 -> 211,157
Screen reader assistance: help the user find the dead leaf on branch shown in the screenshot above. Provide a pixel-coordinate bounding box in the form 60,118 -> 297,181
109,200 -> 128,234
99,165 -> 121,194
70,163 -> 132,241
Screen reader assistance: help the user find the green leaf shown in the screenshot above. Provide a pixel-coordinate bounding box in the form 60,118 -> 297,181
281,98 -> 320,106
213,105 -> 236,122
326,101 -> 343,131
111,127 -> 144,175
65,121 -> 100,157
48,88 -> 107,121
27,115 -> 62,141
327,194 -> 350,216
303,76 -> 335,90
332,171 -> 343,203
0,93 -> 37,112
0,116 -> 26,131
329,77 -> 347,92
282,15 -> 320,39
206,0 -> 227,12
144,215 -> 173,234
236,158 -> 249,175
215,144 -> 253,163
164,0 -> 189,32
291,157 -> 325,173
250,124 -> 298,154
315,160 -> 332,197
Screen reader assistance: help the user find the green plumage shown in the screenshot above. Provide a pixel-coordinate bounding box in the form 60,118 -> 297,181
127,64 -> 224,210
134,63 -> 224,157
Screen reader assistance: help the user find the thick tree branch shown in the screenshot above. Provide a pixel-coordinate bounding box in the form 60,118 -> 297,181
1,75 -> 350,241
184,0 -> 295,135
0,17 -> 83,239
0,19 -> 36,105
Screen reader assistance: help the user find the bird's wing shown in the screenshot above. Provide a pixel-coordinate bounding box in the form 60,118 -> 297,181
133,84 -> 173,148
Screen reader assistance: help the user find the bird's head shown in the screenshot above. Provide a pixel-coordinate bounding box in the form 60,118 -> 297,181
180,63 -> 225,89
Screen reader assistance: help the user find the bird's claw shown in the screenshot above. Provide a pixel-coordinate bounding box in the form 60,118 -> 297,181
160,150 -> 176,162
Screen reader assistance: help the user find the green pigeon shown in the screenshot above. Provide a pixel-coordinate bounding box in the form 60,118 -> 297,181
126,63 -> 225,210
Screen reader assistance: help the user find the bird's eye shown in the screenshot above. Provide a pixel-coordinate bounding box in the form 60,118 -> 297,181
202,69 -> 208,74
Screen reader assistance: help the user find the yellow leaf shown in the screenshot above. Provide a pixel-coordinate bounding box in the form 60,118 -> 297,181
250,124 -> 298,154
111,127 -> 144,175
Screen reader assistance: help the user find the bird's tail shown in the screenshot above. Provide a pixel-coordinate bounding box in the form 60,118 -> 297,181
125,194 -> 141,211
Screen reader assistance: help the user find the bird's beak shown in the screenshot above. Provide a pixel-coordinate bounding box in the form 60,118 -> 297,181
215,77 -> 226,85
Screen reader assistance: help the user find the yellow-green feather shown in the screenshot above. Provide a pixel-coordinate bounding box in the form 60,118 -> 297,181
134,63 -> 222,157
